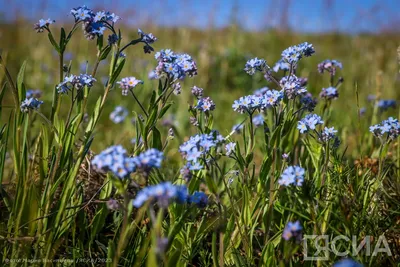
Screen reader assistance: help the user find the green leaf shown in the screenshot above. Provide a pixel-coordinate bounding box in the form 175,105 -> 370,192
144,106 -> 158,136
59,27 -> 66,52
148,91 -> 156,113
48,32 -> 60,53
96,35 -> 104,51
100,45 -> 111,60
0,83 -> 6,116
110,58 -> 125,85
16,60 -> 27,101
152,127 -> 162,150
157,79 -> 163,95
158,103 -> 172,119
303,138 -> 322,172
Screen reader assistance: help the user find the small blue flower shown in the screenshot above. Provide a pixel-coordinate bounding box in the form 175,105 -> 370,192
191,86 -> 204,99
280,75 -> 307,99
189,161 -> 203,171
57,74 -> 96,94
376,99 -> 396,111
225,142 -> 236,156
297,114 -> 324,133
70,6 -> 93,22
281,42 -> 315,64
34,18 -> 55,33
188,191 -> 208,208
133,182 -> 187,208
297,121 -> 307,134
333,259 -> 363,267
196,97 -> 216,112
94,11 -> 106,22
154,49 -> 197,79
138,28 -> 157,44
279,166 -> 305,187
133,148 -> 164,173
108,34 -> 119,45
369,117 -> 400,140
110,106 -> 128,124
117,77 -> 143,96
244,58 -> 268,75
321,127 -> 338,142
179,131 -> 225,169
282,221 -> 302,241
318,59 -> 343,75
301,93 -> 317,112
91,145 -> 136,179
320,87 -> 339,100
20,98 -> 43,113
232,91 -> 282,114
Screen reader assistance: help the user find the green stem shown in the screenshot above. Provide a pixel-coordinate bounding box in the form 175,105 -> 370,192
113,191 -> 130,267
130,90 -> 148,117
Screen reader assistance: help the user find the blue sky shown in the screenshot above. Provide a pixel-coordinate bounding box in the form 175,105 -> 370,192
1,0 -> 399,33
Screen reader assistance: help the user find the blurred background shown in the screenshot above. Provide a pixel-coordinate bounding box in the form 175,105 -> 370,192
0,0 -> 399,158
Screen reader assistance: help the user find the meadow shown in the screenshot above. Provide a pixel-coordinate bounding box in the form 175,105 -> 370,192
0,5 -> 399,266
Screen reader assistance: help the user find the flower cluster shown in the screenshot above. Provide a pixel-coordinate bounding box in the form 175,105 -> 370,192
320,87 -> 339,100
318,59 -> 343,75
20,98 -> 43,113
34,18 -> 55,33
369,117 -> 400,140
282,221 -> 303,241
138,29 -> 157,44
133,182 -> 209,209
196,97 -> 216,112
154,49 -> 197,80
281,42 -> 315,64
187,191 -> 208,208
278,166 -> 305,186
179,131 -> 225,170
117,77 -> 143,96
57,74 -> 96,94
91,145 -> 136,179
191,86 -> 204,99
376,99 -> 396,111
138,28 -> 157,53
108,34 -> 119,45
280,75 -> 307,99
133,182 -> 188,208
70,6 -> 120,39
26,89 -> 42,99
301,93 -> 317,112
320,127 -> 338,142
297,114 -> 324,133
110,106 -> 128,124
132,148 -> 164,173
232,90 -> 283,114
244,58 -> 269,75
172,83 -> 182,95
